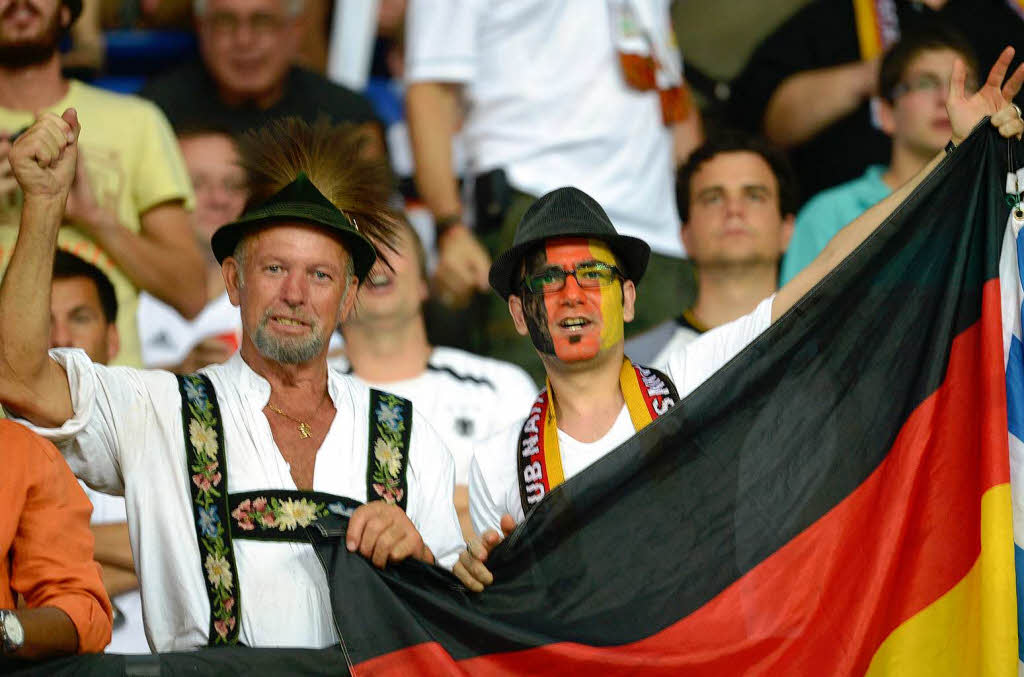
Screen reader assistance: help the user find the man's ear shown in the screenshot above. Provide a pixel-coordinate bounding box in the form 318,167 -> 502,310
105,323 -> 120,362
59,4 -> 72,30
508,294 -> 530,337
622,280 -> 637,323
223,258 -> 242,307
679,221 -> 692,256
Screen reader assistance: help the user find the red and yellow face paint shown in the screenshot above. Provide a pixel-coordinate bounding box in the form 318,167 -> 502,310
521,237 -> 624,363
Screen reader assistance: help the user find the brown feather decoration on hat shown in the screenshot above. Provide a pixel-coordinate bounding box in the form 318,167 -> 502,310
238,116 -> 400,256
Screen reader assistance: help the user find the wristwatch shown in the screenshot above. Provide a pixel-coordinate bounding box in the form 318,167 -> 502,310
0,610 -> 24,655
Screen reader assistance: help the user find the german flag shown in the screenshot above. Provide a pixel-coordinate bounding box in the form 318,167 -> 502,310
16,126 -> 1018,677
322,123 -> 1018,676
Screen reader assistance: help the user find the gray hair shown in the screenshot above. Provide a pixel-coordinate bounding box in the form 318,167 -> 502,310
194,0 -> 305,18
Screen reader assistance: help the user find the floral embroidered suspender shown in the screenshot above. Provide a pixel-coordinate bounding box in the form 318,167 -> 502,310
179,373 -> 241,645
366,389 -> 412,510
179,377 -> 414,646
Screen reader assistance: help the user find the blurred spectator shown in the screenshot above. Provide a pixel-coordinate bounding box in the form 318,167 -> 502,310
62,0 -> 103,73
332,217 -> 537,542
780,27 -> 978,285
730,0 -> 1022,203
138,128 -> 245,372
626,132 -> 797,366
0,0 -> 205,367
50,250 -> 148,654
404,0 -> 702,377
0,420 -> 111,661
140,0 -> 384,154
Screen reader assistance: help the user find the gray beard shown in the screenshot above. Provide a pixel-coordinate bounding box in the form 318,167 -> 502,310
252,322 -> 325,364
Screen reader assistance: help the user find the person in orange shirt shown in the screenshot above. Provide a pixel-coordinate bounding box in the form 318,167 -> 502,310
0,420 -> 111,660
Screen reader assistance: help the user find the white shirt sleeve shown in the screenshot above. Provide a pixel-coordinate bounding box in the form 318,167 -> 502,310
406,409 -> 465,569
404,0 -> 482,84
663,295 -> 775,399
468,426 -> 525,535
12,348 -> 152,495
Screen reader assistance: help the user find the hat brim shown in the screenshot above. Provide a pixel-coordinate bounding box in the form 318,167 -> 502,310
489,232 -> 650,299
211,208 -> 377,282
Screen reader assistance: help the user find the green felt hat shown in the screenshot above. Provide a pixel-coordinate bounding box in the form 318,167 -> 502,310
211,172 -> 377,281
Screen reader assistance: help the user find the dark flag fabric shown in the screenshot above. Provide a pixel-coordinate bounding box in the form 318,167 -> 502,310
331,122 -> 1019,675
7,124 -> 1020,677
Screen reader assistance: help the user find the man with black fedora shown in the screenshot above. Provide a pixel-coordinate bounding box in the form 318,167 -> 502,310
0,113 -> 465,650
0,0 -> 206,368
452,47 -> 1024,591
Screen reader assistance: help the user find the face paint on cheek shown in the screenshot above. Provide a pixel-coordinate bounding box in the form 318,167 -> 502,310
586,239 -> 624,351
541,238 -> 607,362
522,249 -> 556,355
598,283 -> 624,350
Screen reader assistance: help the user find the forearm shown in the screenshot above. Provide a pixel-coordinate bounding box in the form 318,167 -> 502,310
79,206 -> 206,318
1,197 -> 62,378
763,60 -> 877,148
773,149 -> 944,320
406,82 -> 463,220
98,565 -> 138,598
90,523 -> 134,570
0,196 -> 73,422
7,607 -> 80,659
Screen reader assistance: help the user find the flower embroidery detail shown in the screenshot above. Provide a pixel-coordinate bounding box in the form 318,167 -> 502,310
181,374 -> 237,644
373,483 -> 404,505
327,501 -> 352,517
374,438 -> 403,477
231,495 -> 328,533
213,617 -> 236,639
369,393 -> 409,507
375,401 -> 403,432
184,378 -> 207,405
205,553 -> 233,591
197,506 -> 220,539
189,419 -> 218,457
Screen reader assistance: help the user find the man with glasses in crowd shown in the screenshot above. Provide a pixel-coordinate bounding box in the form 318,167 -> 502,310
451,47 -> 1024,590
782,27 -> 979,283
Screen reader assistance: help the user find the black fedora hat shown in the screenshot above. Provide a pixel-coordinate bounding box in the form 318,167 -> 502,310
211,172 -> 377,281
488,186 -> 650,299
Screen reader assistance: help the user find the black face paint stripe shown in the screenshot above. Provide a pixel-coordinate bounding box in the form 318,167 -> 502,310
523,247 -> 555,355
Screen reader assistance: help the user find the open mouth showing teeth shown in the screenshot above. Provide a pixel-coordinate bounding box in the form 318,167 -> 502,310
367,273 -> 391,287
274,317 -> 306,327
560,318 -> 589,330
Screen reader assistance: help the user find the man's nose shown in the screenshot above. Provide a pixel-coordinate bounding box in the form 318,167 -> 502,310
280,270 -> 308,305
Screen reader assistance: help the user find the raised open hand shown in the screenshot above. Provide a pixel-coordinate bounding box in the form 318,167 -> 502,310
948,47 -> 1024,145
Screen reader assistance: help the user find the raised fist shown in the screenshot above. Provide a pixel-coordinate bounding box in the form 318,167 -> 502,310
9,109 -> 80,201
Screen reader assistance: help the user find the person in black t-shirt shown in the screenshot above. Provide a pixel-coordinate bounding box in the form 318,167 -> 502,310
140,0 -> 384,154
730,0 -> 1022,202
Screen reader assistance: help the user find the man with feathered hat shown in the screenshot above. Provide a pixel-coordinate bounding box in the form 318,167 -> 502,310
0,112 -> 465,651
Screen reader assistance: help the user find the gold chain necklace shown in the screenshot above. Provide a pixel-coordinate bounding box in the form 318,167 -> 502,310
267,390 -> 328,439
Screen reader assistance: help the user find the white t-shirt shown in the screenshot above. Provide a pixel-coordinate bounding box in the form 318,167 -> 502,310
137,291 -> 240,369
405,0 -> 683,257
20,350 -> 463,652
330,346 -> 538,484
469,296 -> 774,534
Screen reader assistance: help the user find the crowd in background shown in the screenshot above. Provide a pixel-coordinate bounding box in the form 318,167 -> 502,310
0,0 -> 1022,662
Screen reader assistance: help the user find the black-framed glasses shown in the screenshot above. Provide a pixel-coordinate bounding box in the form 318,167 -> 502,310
521,262 -> 623,294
